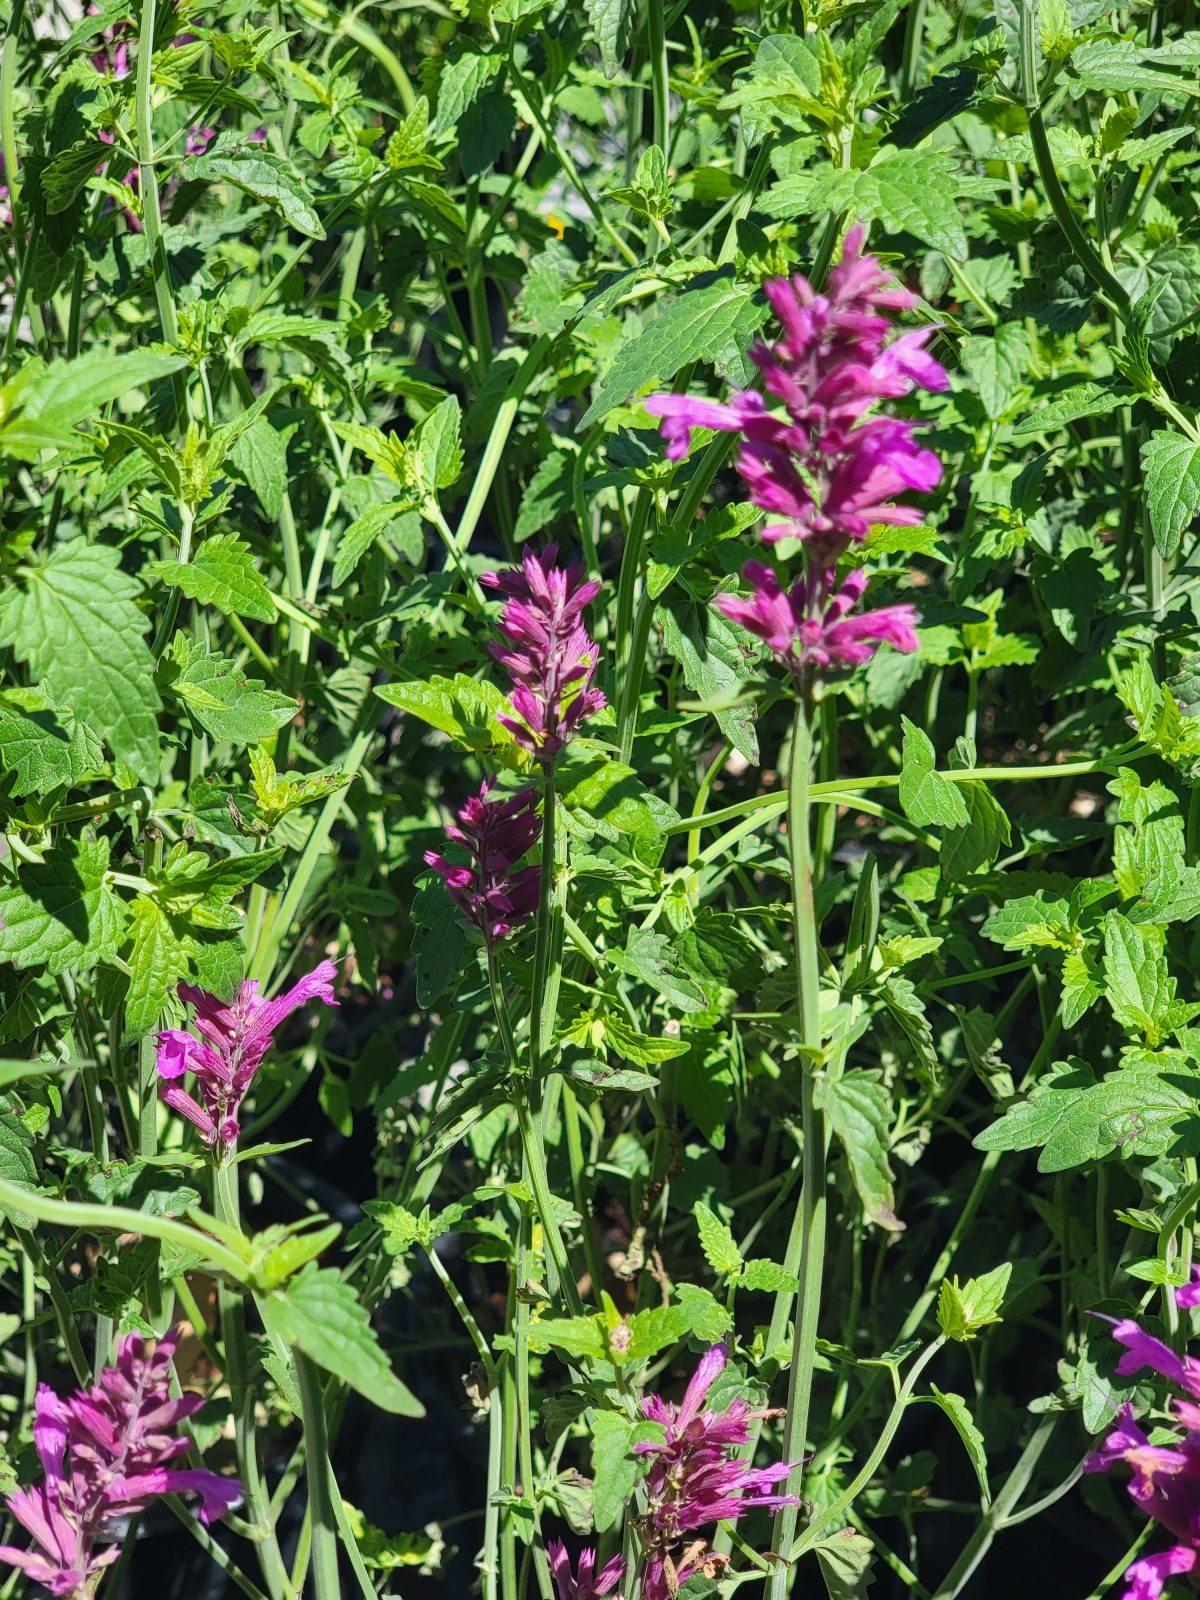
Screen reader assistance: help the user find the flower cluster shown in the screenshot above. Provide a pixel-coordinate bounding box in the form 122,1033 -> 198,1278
0,1329 -> 241,1597
482,544 -> 606,762
548,1540 -> 625,1600
423,780 -> 542,946
1085,1272 -> 1200,1599
156,960 -> 337,1159
634,1344 -> 797,1600
647,228 -> 944,686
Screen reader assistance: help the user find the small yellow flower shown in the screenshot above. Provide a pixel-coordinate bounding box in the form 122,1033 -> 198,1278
547,212 -> 566,240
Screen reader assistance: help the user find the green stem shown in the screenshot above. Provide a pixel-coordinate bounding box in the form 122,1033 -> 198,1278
138,828 -> 164,1157
134,0 -> 187,417
294,1353 -> 340,1600
648,0 -> 669,155
452,336 -> 550,557
764,697 -> 825,1598
13,1229 -> 90,1385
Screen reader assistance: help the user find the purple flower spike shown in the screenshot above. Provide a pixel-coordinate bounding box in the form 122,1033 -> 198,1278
424,780 -> 541,946
633,1344 -> 798,1600
0,1331 -> 241,1597
155,961 -> 338,1160
716,561 -> 918,682
547,1540 -> 626,1599
646,227 -> 946,568
481,544 -> 606,763
1089,1312 -> 1200,1597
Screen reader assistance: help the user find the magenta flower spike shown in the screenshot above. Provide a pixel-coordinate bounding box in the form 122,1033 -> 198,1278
155,960 -> 337,1160
634,1344 -> 798,1600
424,779 -> 541,946
547,1540 -> 626,1600
646,227 -> 947,566
481,544 -> 606,763
0,1330 -> 241,1597
1087,1314 -> 1200,1598
716,560 -> 918,682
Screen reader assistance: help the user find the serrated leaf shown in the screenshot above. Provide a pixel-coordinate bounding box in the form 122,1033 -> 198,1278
167,643 -> 297,745
940,783 -> 1011,880
609,927 -> 706,1013
147,534 -> 277,623
1070,37 -> 1200,94
739,1258 -> 798,1292
583,0 -> 635,73
0,702 -> 101,796
230,417 -> 287,521
1142,429 -> 1200,559
1010,381 -> 1137,439
0,350 -> 187,459
434,48 -> 503,134
0,836 -> 125,976
0,541 -> 161,782
125,896 -> 191,1038
980,891 -> 1072,951
925,1387 -> 990,1501
580,280 -> 767,428
332,504 -> 422,587
376,674 -> 517,759
590,1412 -> 656,1531
414,395 -> 463,491
182,146 -> 325,239
657,600 -> 760,763
973,1055 -> 1200,1171
898,717 -> 969,828
815,1070 -> 903,1232
600,1012 -> 688,1066
694,1201 -> 742,1278
273,1266 -> 424,1415
0,1111 -> 39,1229
813,1529 -> 876,1600
960,324 -> 1031,420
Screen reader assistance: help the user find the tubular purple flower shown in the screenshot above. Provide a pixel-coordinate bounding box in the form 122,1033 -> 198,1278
424,779 -> 541,946
547,1540 -> 626,1599
633,1344 -> 798,1600
715,561 -> 918,682
1089,1313 -> 1200,1598
481,544 -> 606,762
0,1331 -> 240,1597
646,227 -> 946,566
155,961 -> 338,1160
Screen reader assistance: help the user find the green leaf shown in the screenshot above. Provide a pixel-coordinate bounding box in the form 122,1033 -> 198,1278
0,350 -> 187,459
579,279 -> 766,427
1070,37 -> 1200,94
674,1282 -> 733,1342
600,1013 -> 689,1066
657,600 -> 760,763
515,448 -> 576,544
0,1111 -> 39,1229
230,417 -> 287,521
813,1529 -> 876,1600
924,1387 -> 990,1501
528,1314 -> 607,1360
0,540 -> 161,782
556,746 -> 676,866
608,927 -> 706,1013
625,1302 -> 693,1361
739,1258 -> 798,1292
590,1412 -> 656,1532
125,896 -> 191,1037
415,903 -> 468,1008
940,783 -> 1011,880
1102,912 -> 1194,1044
0,702 -> 101,796
332,504 -> 422,587
182,146 -> 325,239
273,1266 -> 424,1415
414,395 -> 463,491
583,0 -> 635,74
980,891 -> 1072,951
375,674 -> 518,761
146,534 -> 278,623
937,1262 -> 1011,1342
1142,429 -> 1200,558
694,1201 -> 743,1278
960,324 -> 1031,420
973,1055 -> 1200,1171
0,835 -> 125,975
815,1069 -> 903,1232
1010,381 -> 1137,439
898,717 -> 969,828
166,640 -> 297,745
763,149 -> 972,260
434,50 -> 502,135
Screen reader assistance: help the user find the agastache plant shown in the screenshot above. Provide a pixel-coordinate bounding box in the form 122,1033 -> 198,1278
1085,1274 -> 1200,1599
155,960 -> 338,1161
547,1541 -> 626,1600
646,228 -> 945,1593
0,1330 -> 240,1597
